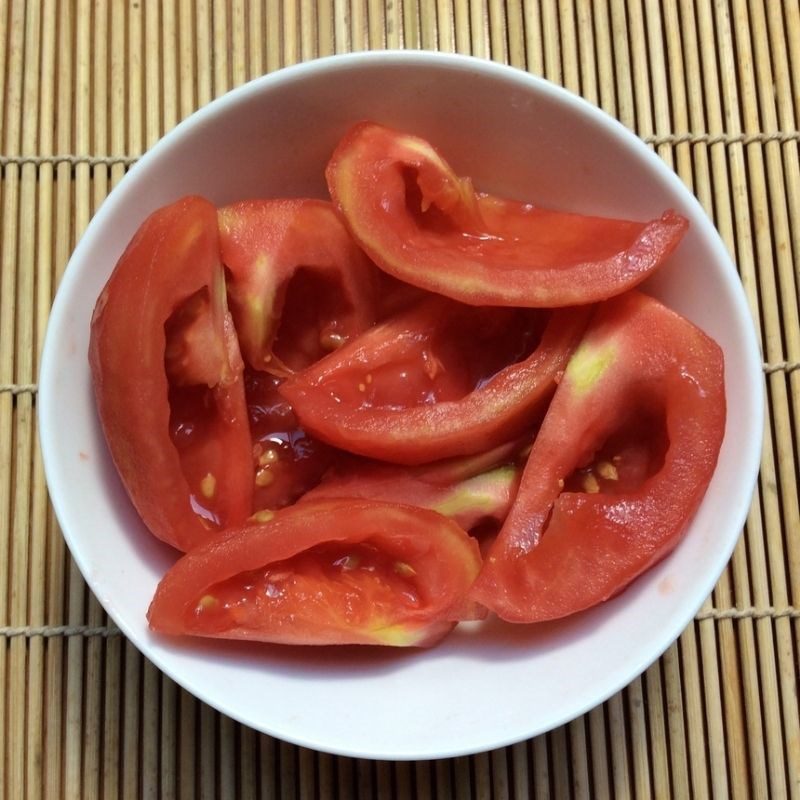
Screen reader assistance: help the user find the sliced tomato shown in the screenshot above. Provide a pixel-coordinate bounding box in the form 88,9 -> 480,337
217,199 -> 379,374
89,196 -> 253,551
326,122 -> 688,307
279,297 -> 590,465
470,291 -> 726,623
301,438 -> 524,531
147,500 -> 483,647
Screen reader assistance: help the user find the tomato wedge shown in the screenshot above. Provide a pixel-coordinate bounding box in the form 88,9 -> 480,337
148,500 -> 483,647
218,199 -> 378,374
280,298 -> 590,465
89,196 -> 253,551
301,438 -> 524,531
326,122 -> 688,307
470,291 -> 726,622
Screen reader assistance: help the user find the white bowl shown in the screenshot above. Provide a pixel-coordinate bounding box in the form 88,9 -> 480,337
39,51 -> 763,760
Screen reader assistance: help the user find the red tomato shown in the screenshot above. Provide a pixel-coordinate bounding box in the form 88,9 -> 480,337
89,197 -> 254,551
217,199 -> 379,374
280,297 -> 590,465
470,291 -> 726,622
326,122 -> 688,307
243,367 -> 333,513
147,500 -> 484,646
301,438 -> 524,531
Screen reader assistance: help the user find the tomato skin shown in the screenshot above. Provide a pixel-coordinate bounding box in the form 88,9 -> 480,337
279,299 -> 590,465
217,199 -> 378,374
470,291 -> 726,623
89,197 -> 253,551
326,122 -> 688,307
147,500 -> 484,647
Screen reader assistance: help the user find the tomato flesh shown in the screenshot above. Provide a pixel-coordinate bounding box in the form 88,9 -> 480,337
327,122 -> 689,308
281,298 -> 589,464
166,384 -> 230,526
191,541 -> 422,636
218,199 -> 378,374
562,406 -> 668,496
89,197 -> 253,551
317,303 -> 543,410
163,286 -> 255,528
303,437 -> 525,531
148,500 -> 484,646
244,367 -> 332,512
270,268 -> 357,370
471,291 -> 726,622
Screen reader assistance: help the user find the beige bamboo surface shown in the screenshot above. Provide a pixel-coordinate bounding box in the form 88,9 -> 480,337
1,0 -> 799,797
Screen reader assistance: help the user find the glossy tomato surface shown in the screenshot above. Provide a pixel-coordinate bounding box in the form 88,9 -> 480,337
242,366 -> 333,514
148,500 -> 484,646
471,291 -> 726,622
89,196 -> 253,551
280,298 -> 590,464
327,122 -> 688,307
218,199 -> 378,374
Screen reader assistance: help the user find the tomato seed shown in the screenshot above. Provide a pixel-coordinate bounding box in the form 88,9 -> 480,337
258,448 -> 279,466
255,467 -> 275,487
582,474 -> 600,494
200,473 -> 216,499
597,461 -> 619,481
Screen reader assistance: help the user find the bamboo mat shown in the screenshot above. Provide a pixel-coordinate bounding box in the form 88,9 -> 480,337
1,0 -> 799,797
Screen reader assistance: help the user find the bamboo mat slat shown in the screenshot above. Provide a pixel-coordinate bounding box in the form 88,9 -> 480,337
1,1 -> 798,798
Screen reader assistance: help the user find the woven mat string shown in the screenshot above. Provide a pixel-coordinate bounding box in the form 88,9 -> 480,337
1,130 -> 798,170
1,607 -> 797,638
4,359 -> 799,397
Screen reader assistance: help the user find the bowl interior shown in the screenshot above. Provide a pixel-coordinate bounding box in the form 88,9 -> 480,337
39,52 -> 763,760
